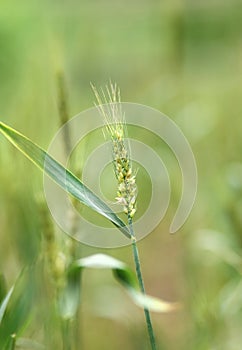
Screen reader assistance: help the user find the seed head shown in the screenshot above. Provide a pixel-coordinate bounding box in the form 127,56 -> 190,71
92,82 -> 137,218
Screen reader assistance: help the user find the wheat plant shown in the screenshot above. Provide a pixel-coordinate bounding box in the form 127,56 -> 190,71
0,83 -> 178,349
92,82 -> 157,349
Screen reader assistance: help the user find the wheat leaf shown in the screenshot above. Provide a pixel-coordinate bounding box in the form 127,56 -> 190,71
0,121 -> 130,238
59,254 -> 180,318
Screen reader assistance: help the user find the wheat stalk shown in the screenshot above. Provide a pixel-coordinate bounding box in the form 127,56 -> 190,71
92,82 -> 157,350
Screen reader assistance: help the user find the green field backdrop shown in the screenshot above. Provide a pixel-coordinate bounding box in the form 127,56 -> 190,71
0,1 -> 242,349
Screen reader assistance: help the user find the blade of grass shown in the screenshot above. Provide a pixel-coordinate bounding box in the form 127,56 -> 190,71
0,286 -> 14,324
0,274 -> 7,304
0,121 -> 130,238
58,253 -> 179,319
0,268 -> 36,349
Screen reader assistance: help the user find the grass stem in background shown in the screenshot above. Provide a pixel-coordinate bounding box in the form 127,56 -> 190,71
56,71 -> 83,350
57,71 -> 72,156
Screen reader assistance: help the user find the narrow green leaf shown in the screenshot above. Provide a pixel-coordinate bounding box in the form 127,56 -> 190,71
69,254 -> 180,314
0,274 -> 7,305
0,121 -> 130,238
0,268 -> 36,349
58,269 -> 81,320
0,286 -> 14,324
8,334 -> 16,350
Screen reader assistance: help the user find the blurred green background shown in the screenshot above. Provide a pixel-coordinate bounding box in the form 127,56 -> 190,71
1,0 -> 242,349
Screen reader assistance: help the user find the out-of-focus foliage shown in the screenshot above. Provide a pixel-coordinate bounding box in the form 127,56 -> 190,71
0,0 -> 242,349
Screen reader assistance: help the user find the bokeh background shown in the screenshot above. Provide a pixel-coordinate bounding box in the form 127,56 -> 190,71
1,0 -> 242,349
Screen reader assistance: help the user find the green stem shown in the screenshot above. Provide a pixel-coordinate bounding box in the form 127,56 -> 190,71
9,334 -> 16,350
128,216 -> 157,350
56,71 -> 72,156
61,319 -> 72,350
